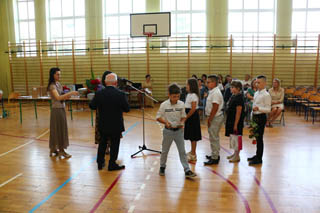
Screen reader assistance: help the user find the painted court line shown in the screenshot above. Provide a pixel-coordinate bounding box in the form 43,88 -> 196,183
203,136 -> 277,213
29,157 -> 96,213
36,129 -> 49,139
128,205 -> 135,213
134,193 -> 141,201
88,122 -> 140,212
0,140 -> 34,158
0,129 -> 49,158
30,122 -> 140,213
140,183 -> 146,190
205,167 -> 251,213
0,173 -> 23,188
89,173 -> 123,213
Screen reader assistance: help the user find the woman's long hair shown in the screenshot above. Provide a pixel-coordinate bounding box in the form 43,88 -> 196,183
188,78 -> 200,100
273,78 -> 281,90
47,67 -> 60,91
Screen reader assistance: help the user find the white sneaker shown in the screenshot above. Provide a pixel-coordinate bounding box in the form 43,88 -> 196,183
187,152 -> 197,161
227,153 -> 235,159
229,155 -> 240,163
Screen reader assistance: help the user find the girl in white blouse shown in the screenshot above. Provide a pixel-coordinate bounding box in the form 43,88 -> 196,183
184,78 -> 202,162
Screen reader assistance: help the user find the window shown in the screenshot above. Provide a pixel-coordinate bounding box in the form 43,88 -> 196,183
292,0 -> 320,52
14,0 -> 36,56
161,0 -> 206,52
228,0 -> 277,52
46,0 -> 85,55
103,0 -> 146,54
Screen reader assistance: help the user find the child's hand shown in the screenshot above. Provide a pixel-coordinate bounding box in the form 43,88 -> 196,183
233,126 -> 238,134
165,121 -> 171,128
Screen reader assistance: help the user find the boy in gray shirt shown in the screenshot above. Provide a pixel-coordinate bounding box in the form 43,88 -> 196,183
156,83 -> 197,178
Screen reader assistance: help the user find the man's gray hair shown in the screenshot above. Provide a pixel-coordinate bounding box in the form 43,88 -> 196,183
105,73 -> 118,83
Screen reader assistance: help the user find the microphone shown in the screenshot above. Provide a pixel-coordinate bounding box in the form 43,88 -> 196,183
119,77 -> 134,84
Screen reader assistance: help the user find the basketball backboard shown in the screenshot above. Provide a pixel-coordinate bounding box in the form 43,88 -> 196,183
130,12 -> 171,38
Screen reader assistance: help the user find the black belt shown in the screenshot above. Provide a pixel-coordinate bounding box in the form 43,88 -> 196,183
165,127 -> 180,131
253,113 -> 266,117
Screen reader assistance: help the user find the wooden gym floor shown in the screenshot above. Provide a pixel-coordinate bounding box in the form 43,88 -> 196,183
0,103 -> 320,213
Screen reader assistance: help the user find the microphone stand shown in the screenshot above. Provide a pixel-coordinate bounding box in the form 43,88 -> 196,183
127,83 -> 161,158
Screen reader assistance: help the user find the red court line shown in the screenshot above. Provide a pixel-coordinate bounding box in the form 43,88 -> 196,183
205,167 -> 251,213
89,172 -> 123,213
203,136 -> 278,213
0,133 -> 96,149
0,133 -> 47,142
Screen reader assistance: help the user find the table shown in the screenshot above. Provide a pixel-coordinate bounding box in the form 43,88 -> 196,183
16,96 -> 94,126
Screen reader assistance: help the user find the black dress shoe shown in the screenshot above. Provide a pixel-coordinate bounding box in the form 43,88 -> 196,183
249,159 -> 262,165
204,156 -> 220,165
247,155 -> 256,161
108,164 -> 125,171
98,162 -> 105,170
206,155 -> 212,160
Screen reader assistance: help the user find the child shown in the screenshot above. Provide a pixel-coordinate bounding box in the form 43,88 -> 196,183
225,80 -> 245,162
248,75 -> 271,165
184,78 -> 202,161
156,83 -> 197,178
204,75 -> 224,165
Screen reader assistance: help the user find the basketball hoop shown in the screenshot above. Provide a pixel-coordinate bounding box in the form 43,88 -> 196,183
143,32 -> 154,38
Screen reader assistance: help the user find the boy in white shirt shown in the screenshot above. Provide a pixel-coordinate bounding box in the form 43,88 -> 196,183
204,75 -> 225,165
248,75 -> 271,165
156,83 -> 197,178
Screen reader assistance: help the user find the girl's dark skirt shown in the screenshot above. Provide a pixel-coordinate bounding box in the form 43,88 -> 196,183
184,108 -> 202,141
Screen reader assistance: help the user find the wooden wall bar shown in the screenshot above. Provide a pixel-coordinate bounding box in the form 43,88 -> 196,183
7,35 -> 320,100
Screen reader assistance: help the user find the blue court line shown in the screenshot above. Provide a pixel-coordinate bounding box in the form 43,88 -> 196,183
29,121 -> 140,212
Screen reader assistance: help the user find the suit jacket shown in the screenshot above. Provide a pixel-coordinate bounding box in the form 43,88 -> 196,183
89,86 -> 130,135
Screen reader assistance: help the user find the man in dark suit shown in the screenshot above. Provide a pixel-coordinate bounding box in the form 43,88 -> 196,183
89,73 -> 130,171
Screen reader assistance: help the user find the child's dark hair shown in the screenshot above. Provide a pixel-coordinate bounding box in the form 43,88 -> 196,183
145,74 -> 151,79
47,67 -> 60,91
168,83 -> 181,95
230,80 -> 242,91
192,74 -> 198,79
201,74 -> 207,80
208,74 -> 219,84
187,78 -> 200,99
257,75 -> 267,81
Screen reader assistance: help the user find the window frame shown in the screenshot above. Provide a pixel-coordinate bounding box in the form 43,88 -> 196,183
13,0 -> 37,57
46,0 -> 86,55
160,0 -> 207,53
292,0 -> 320,52
228,0 -> 277,53
103,0 -> 147,54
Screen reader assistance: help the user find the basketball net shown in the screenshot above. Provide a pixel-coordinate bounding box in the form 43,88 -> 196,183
143,32 -> 154,38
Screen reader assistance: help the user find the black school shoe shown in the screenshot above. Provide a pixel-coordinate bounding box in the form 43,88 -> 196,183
97,162 -> 105,170
159,167 -> 165,176
247,155 -> 257,161
249,159 -> 263,165
108,164 -> 125,171
185,170 -> 197,178
204,156 -> 220,165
